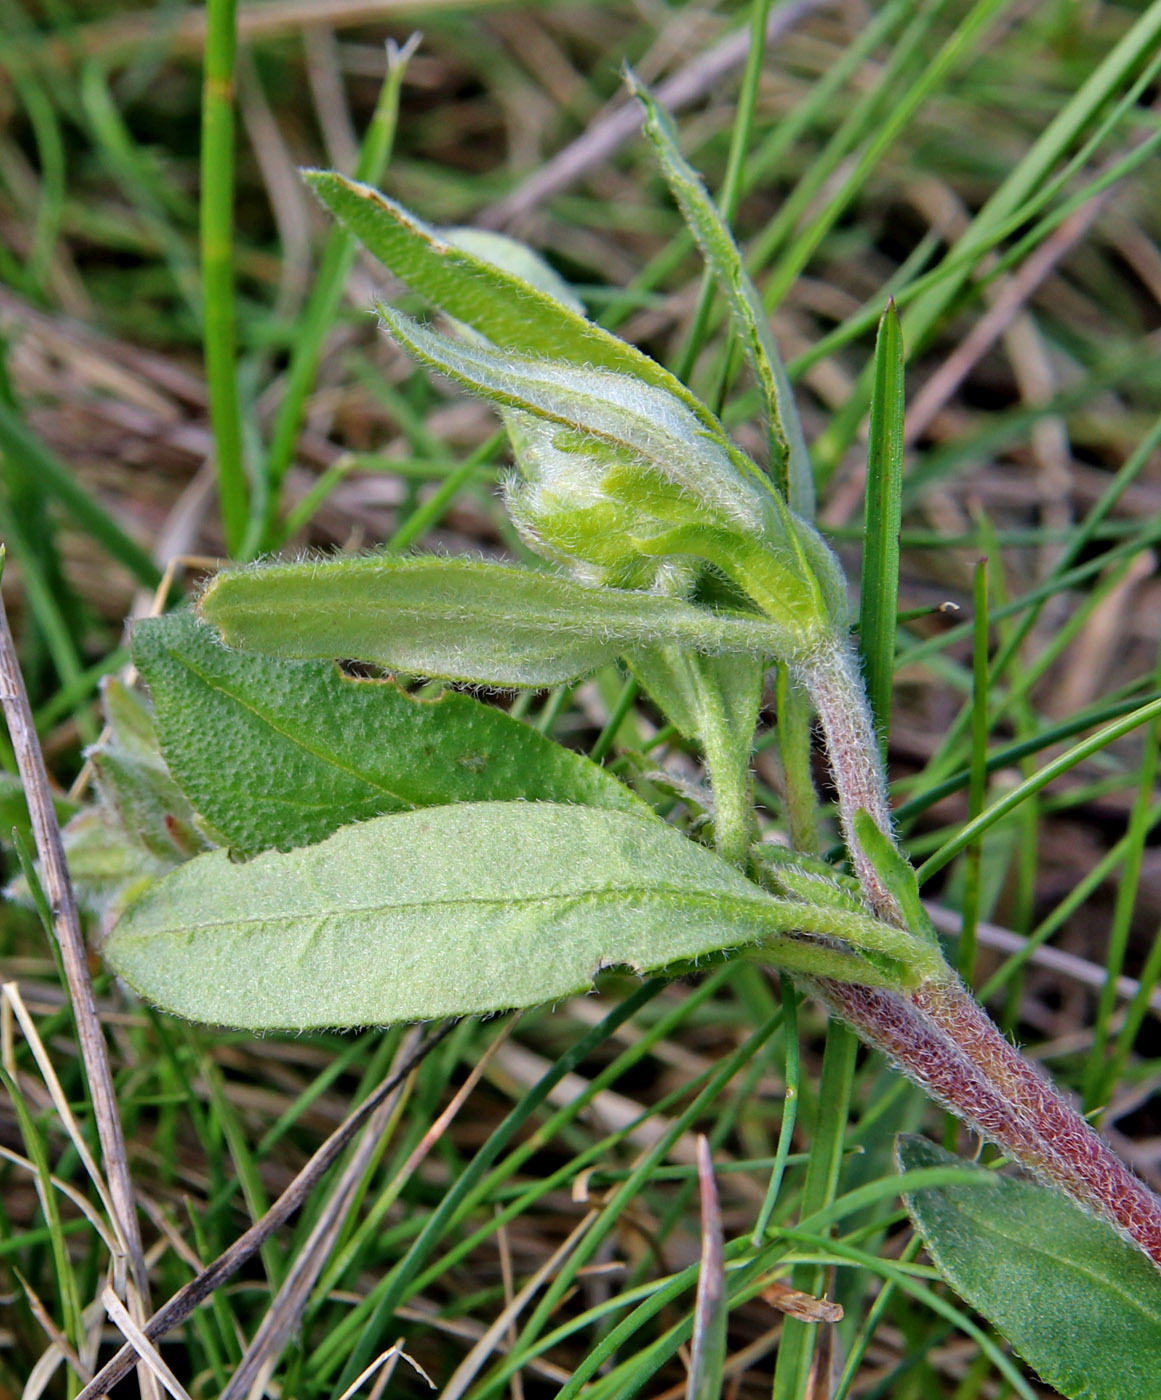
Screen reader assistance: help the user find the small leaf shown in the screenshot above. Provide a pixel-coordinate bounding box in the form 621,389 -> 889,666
630,73 -> 814,518
628,647 -> 763,753
305,170 -> 723,434
8,806 -> 170,933
377,303 -> 773,537
852,810 -> 940,945
898,1135 -> 1161,1400
628,644 -> 764,862
198,555 -> 809,686
441,227 -> 585,314
106,803 -> 923,1030
90,679 -> 209,862
133,610 -> 644,854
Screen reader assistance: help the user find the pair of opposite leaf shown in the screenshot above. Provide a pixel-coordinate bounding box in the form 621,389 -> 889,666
101,79 -> 933,1030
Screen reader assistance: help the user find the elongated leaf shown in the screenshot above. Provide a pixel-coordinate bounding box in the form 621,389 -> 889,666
443,227 -> 585,314
106,803 -> 931,1029
628,644 -> 764,862
376,303 -> 773,535
133,610 -> 644,854
305,170 -> 722,434
629,647 -> 763,754
898,1135 -> 1161,1400
630,75 -> 814,518
198,556 -> 808,686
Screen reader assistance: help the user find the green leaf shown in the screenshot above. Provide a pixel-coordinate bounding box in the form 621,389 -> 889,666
8,807 -> 170,933
305,170 -> 723,434
106,802 -> 926,1029
90,678 -> 209,862
628,645 -> 764,865
897,1135 -> 1161,1400
630,73 -> 814,518
858,301 -> 905,745
628,647 -> 762,753
198,555 -> 811,686
376,303 -> 774,537
852,809 -> 940,946
441,227 -> 586,314
132,610 -> 644,854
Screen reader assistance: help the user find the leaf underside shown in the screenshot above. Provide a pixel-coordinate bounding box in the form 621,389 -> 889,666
106,802 -> 908,1031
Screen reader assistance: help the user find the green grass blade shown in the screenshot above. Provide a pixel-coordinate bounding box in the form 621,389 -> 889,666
1083,638 -> 1161,1115
0,401 -> 160,587
771,1021 -> 857,1400
857,301 -> 904,750
958,558 -> 991,982
200,0 -> 248,556
918,695 -> 1161,883
256,37 -> 416,550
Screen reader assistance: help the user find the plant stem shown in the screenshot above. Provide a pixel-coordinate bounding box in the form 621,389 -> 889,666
794,621 -> 1161,1268
811,973 -> 1161,1269
796,635 -> 900,923
702,720 -> 753,869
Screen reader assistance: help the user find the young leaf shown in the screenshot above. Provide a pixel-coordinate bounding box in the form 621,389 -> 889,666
8,678 -> 207,929
90,678 -> 209,863
628,645 -> 765,864
852,809 -> 940,946
0,771 -> 78,848
898,1135 -> 1161,1400
8,806 -> 170,934
106,802 -> 931,1030
198,555 -> 811,686
442,227 -> 586,314
629,73 -> 814,518
133,610 -> 645,854
376,302 -> 773,536
304,170 -> 724,434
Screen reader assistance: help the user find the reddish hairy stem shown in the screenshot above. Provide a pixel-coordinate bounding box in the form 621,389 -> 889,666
798,638 -> 902,924
797,635 -> 1161,1267
810,974 -> 1161,1269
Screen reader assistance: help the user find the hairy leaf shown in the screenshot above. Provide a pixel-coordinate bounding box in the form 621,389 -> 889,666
377,303 -> 774,536
898,1135 -> 1161,1400
133,610 -> 644,854
198,556 -> 808,686
106,803 -> 924,1030
630,73 -> 813,517
90,679 -> 209,862
305,170 -> 722,433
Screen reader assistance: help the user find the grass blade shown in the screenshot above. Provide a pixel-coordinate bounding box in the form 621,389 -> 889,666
201,0 -> 248,556
857,301 -> 905,750
256,35 -> 418,550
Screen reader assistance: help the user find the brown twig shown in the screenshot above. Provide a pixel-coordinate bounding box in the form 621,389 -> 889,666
74,1019 -> 456,1400
0,557 -> 151,1307
217,1027 -> 424,1400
